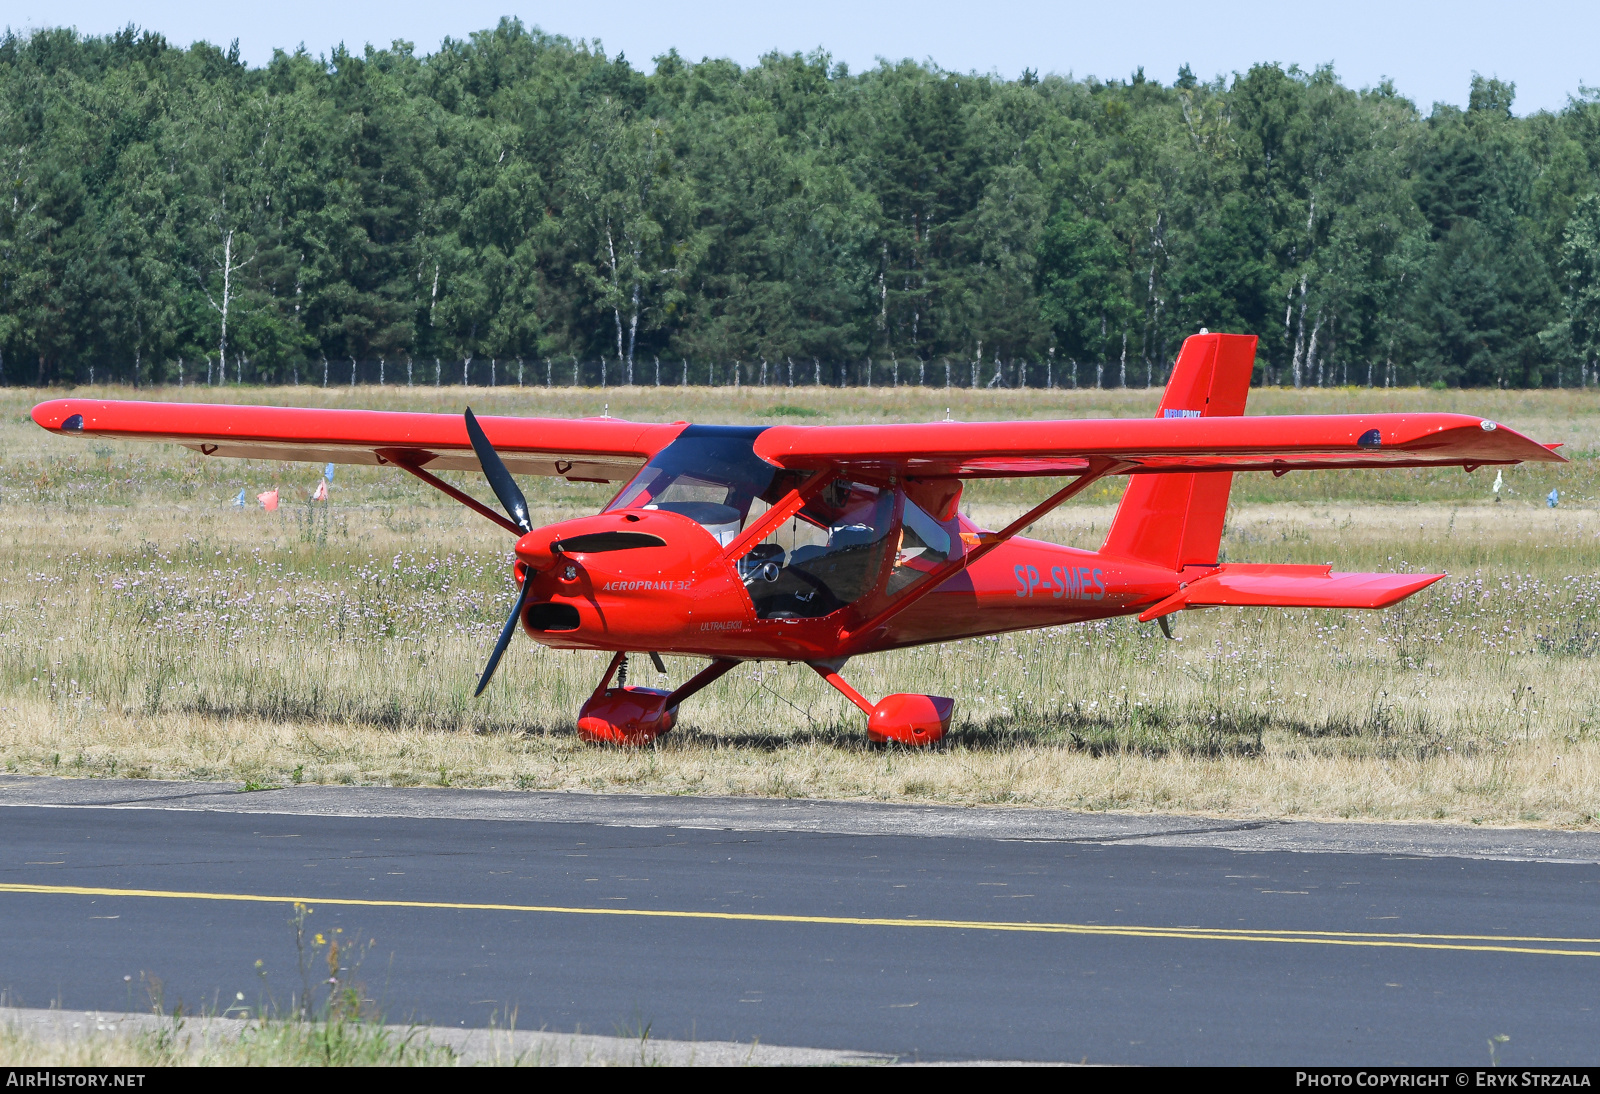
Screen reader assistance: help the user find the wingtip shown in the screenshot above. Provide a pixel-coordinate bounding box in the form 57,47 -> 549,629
30,399 -> 83,433
30,399 -> 66,429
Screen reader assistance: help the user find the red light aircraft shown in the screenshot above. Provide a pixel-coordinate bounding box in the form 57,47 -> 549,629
32,333 -> 1562,746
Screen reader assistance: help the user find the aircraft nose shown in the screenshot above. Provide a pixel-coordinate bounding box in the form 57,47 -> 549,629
515,531 -> 557,571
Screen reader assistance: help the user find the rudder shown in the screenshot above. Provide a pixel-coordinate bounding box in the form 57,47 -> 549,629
1101,333 -> 1257,571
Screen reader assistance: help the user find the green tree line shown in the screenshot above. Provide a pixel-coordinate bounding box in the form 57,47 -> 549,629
3,19 -> 1600,388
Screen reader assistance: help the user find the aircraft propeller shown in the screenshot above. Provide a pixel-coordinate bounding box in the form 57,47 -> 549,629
462,407 -> 666,696
476,575 -> 536,697
465,407 -> 535,695
464,407 -> 532,534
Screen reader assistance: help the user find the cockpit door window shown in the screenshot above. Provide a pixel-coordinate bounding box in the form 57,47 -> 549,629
885,496 -> 955,597
744,479 -> 896,620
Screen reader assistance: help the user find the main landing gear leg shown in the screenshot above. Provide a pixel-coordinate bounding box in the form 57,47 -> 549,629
577,654 -> 742,746
807,662 -> 954,747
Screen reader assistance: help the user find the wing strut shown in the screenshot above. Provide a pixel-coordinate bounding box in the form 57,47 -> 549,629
377,447 -> 525,536
841,458 -> 1129,652
721,467 -> 834,562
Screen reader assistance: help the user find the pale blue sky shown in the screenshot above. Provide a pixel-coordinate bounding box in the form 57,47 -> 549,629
8,1 -> 1596,115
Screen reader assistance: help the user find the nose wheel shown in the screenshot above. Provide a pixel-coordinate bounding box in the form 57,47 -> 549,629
576,653 -> 741,745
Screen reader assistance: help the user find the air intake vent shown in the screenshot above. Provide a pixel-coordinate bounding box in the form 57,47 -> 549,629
554,531 -> 667,554
526,602 -> 581,632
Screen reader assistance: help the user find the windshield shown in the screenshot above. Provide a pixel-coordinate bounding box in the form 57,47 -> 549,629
606,426 -> 800,544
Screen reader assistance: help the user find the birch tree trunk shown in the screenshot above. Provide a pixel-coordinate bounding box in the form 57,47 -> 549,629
219,229 -> 232,367
626,271 -> 640,377
201,227 -> 250,376
607,223 -> 625,363
1290,275 -> 1309,388
1307,309 -> 1324,387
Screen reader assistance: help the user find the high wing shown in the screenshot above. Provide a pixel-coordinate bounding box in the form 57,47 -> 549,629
751,413 -> 1563,478
30,399 -> 687,482
32,391 -> 1562,486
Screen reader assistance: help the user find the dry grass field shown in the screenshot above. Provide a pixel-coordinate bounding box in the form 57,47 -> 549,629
2,381 -> 1598,827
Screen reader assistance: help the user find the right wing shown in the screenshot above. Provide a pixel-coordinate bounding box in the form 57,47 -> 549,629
751,413 -> 1564,479
31,399 -> 687,483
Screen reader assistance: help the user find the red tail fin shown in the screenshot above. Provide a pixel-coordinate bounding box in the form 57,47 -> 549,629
1101,333 -> 1257,570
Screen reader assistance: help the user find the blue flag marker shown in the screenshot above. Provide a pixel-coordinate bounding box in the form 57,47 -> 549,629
233,489 -> 246,508
1547,489 -> 1559,508
324,463 -> 335,482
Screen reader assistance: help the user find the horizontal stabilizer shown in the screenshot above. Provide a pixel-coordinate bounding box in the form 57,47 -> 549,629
1137,564 -> 1443,621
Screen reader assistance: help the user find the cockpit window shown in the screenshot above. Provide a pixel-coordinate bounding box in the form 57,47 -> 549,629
606,425 -> 799,545
885,497 -> 954,597
609,429 -> 912,621
745,479 -> 896,620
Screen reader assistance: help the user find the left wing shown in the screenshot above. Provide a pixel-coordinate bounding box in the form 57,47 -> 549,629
30,399 -> 686,482
752,413 -> 1563,478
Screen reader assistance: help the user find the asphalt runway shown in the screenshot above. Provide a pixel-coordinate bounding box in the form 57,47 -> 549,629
2,778 -> 1599,1064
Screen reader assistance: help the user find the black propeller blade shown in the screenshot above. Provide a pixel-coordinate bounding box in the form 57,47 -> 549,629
464,407 -> 532,534
475,573 -> 535,697
462,409 -> 541,696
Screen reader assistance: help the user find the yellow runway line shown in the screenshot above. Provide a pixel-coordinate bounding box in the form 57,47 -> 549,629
4,881 -> 1598,958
